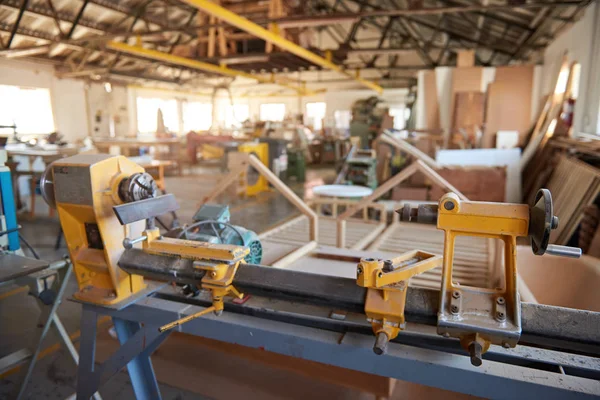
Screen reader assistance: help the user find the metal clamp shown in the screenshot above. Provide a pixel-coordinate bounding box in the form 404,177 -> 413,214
357,251 -> 442,354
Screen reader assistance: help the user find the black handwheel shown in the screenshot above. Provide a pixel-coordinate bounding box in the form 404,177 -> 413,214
529,188 -> 559,255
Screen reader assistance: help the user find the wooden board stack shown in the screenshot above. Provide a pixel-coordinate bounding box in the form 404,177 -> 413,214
544,156 -> 600,244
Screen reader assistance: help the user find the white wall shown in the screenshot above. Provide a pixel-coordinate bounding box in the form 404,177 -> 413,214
542,2 -> 600,134
0,58 -> 410,139
0,58 -> 88,142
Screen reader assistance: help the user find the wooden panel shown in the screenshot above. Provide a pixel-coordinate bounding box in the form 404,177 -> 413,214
544,156 -> 600,244
423,70 -> 440,130
450,67 -> 483,129
483,65 -> 534,148
452,91 -> 485,139
451,67 -> 483,93
429,167 -> 506,202
517,246 -> 600,312
456,50 -> 475,67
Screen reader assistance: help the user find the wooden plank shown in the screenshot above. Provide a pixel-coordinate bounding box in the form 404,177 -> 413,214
450,67 -> 482,129
483,67 -> 534,148
456,50 -> 475,67
272,241 -> 318,268
351,222 -> 387,250
247,154 -> 319,241
451,91 -> 484,142
423,70 -> 440,130
379,133 -> 441,169
588,224 -> 600,258
429,166 -> 506,202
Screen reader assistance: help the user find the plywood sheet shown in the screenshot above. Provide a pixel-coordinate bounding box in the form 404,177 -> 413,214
436,148 -> 521,202
452,91 -> 485,137
429,166 -> 506,202
423,70 -> 440,130
483,65 -> 534,148
451,67 -> 483,93
450,67 -> 483,129
456,50 -> 475,67
517,246 -> 600,311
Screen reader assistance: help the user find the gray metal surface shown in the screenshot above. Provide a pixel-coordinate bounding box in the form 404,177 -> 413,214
113,194 -> 180,225
117,250 -> 600,355
78,297 -> 600,399
0,253 -> 49,283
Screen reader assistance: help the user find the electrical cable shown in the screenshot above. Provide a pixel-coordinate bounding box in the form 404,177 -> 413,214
155,216 -> 169,230
19,233 -> 40,260
176,220 -> 246,246
0,225 -> 21,237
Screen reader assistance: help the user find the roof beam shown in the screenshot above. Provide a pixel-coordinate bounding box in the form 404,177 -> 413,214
66,0 -> 89,39
106,41 -> 317,95
260,1 -> 585,25
7,0 -> 29,48
180,0 -> 383,94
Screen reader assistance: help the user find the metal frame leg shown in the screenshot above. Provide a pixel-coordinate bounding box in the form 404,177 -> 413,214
75,306 -> 170,400
113,318 -> 164,400
13,262 -> 102,400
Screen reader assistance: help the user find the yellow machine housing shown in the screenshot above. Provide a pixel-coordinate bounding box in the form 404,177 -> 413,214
238,142 -> 269,196
52,154 -> 147,305
436,192 -> 529,360
357,251 -> 442,353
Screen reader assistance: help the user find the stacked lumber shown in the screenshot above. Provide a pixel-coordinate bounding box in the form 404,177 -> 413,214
543,156 -> 600,244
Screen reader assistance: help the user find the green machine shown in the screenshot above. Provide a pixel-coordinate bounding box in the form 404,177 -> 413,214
171,204 -> 263,264
345,150 -> 378,189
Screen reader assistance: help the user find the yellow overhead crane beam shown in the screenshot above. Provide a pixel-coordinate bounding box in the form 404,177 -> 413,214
180,0 -> 384,94
107,41 -> 318,96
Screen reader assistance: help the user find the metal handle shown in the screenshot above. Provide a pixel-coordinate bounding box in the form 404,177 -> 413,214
122,236 -> 147,249
545,244 -> 582,258
158,306 -> 216,333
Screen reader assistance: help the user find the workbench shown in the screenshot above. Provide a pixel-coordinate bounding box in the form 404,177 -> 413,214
93,137 -> 182,174
73,269 -> 600,400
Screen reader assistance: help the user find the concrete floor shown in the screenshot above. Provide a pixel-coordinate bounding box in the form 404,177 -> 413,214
0,165 -> 337,400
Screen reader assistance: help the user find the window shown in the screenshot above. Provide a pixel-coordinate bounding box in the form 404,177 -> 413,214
260,103 -> 285,122
334,110 -> 351,130
183,101 -> 212,132
224,104 -> 249,128
389,106 -> 407,130
0,85 -> 55,135
305,102 -> 326,130
136,97 -> 179,134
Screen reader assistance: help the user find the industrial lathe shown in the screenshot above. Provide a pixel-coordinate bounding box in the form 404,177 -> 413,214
40,154 -> 599,399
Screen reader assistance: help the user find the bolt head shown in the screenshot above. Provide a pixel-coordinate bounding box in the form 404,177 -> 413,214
452,290 -> 460,299
450,305 -> 459,314
444,201 -> 455,211
496,297 -> 505,305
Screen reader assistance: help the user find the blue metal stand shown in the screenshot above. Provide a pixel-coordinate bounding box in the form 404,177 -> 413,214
0,166 -> 19,251
76,307 -> 170,400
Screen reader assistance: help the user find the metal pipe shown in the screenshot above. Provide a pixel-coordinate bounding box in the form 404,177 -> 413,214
106,41 -> 315,95
180,0 -> 383,94
545,244 -> 582,258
